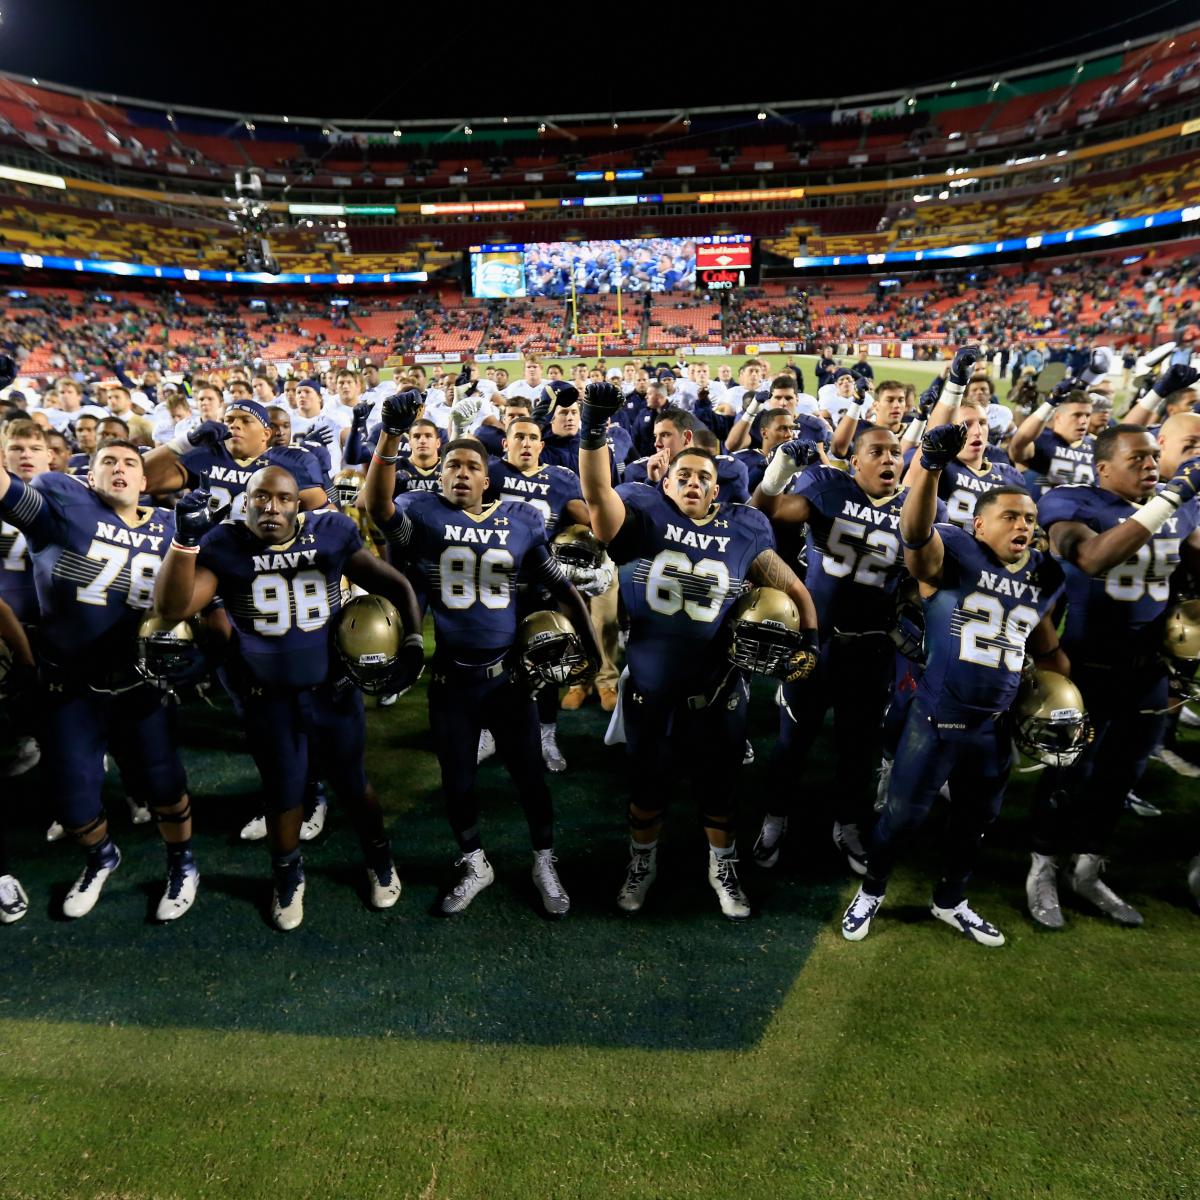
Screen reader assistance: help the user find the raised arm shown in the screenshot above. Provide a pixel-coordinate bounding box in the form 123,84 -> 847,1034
142,420 -> 229,496
1009,378 -> 1075,466
901,424 -> 968,584
578,382 -> 627,542
363,390 -> 423,527
154,484 -> 228,620
748,439 -> 819,522
1124,363 -> 1199,427
722,393 -> 764,453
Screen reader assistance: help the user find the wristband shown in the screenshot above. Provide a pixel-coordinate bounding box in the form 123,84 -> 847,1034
901,418 -> 926,445
740,398 -> 762,423
167,434 -> 192,456
901,529 -> 934,550
941,380 -> 966,407
760,453 -> 800,497
170,539 -> 201,554
843,401 -> 863,423
373,451 -> 400,464
579,428 -> 609,452
1130,492 -> 1180,534
1033,402 -> 1055,424
1145,392 -> 1169,418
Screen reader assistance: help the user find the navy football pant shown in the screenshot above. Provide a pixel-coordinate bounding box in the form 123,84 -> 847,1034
428,664 -> 553,852
865,695 -> 1011,909
42,680 -> 187,830
770,632 -> 893,826
622,669 -> 749,830
238,682 -> 369,818
1031,661 -> 1167,857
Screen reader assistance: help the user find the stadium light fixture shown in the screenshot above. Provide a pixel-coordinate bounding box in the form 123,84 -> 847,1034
683,114 -> 691,127
464,125 -> 473,135
282,116 -> 289,123
30,78 -> 37,86
611,119 -> 619,129
950,81 -> 957,89
392,129 -> 402,137
537,123 -> 547,134
756,111 -> 767,121
502,116 -> 508,124
991,81 -> 1000,91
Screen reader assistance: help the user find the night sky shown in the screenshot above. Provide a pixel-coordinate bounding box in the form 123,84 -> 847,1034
0,0 -> 1193,123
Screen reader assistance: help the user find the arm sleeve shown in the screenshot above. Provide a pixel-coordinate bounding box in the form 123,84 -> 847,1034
0,473 -> 68,550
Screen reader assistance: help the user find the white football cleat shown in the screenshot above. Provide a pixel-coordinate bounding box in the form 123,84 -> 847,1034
239,815 -> 267,841
2,736 -> 40,777
366,859 -> 402,909
271,862 -> 306,931
708,851 -> 751,920
0,874 -> 29,924
532,850 -> 570,917
45,821 -> 65,843
440,850 -> 494,915
477,729 -> 497,764
126,796 -> 152,825
842,887 -> 883,941
616,847 -> 657,913
299,798 -> 328,842
63,846 -> 122,919
540,724 -> 567,773
930,898 -> 1006,946
155,858 -> 199,922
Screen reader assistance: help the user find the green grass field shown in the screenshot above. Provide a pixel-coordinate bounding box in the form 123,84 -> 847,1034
3,652 -> 1200,1199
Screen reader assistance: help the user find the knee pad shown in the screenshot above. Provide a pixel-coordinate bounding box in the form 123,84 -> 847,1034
151,797 -> 191,827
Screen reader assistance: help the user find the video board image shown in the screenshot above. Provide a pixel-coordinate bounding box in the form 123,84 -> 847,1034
523,237 -> 698,297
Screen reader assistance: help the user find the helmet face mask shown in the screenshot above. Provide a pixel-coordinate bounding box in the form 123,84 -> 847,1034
136,615 -> 206,692
1015,668 -> 1089,768
552,524 -> 604,571
335,595 -> 402,694
333,469 -> 364,510
726,587 -> 803,677
516,610 -> 588,689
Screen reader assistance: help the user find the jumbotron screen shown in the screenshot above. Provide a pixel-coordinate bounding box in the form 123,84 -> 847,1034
468,236 -> 755,298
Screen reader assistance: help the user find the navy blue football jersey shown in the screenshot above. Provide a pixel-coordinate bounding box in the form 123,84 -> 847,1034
793,466 -> 942,639
196,509 -> 362,689
179,442 -> 324,523
623,454 -> 750,504
0,473 -> 174,665
1038,484 -> 1199,660
381,492 -> 564,663
733,448 -> 769,495
0,518 -> 37,623
1028,430 -> 1094,492
394,459 -> 442,497
606,483 -> 774,692
919,524 -> 1064,720
486,459 -> 582,535
938,457 -> 1028,529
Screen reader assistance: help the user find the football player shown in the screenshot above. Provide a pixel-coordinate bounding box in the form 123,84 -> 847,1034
394,419 -> 444,495
1007,380 -> 1095,493
577,382 -> 819,920
364,394 -> 600,919
1026,426 -> 1200,929
142,397 -> 328,520
732,409 -> 800,494
481,413 -> 595,772
749,424 -> 939,873
155,465 -> 424,932
625,411 -> 750,503
829,379 -> 909,461
0,439 -> 197,921
842,423 -> 1068,946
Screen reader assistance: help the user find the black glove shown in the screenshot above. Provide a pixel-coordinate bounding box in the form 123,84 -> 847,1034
380,389 -> 422,436
1163,457 -> 1200,508
780,630 -> 819,683
948,346 -> 979,387
352,399 -> 374,427
0,354 -> 16,392
1152,363 -> 1200,399
779,437 -> 824,468
303,423 -> 334,448
917,377 -> 943,420
920,422 -> 969,471
532,382 -> 579,426
853,374 -> 872,401
579,382 -> 621,450
1049,377 -> 1081,405
795,413 -> 833,451
187,420 -> 229,450
174,477 -> 231,547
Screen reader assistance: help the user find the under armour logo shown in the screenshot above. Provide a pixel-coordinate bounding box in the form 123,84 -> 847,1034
48,682 -> 64,693
713,519 -> 729,528
300,532 -> 316,545
495,517 -> 509,526
149,522 -> 165,534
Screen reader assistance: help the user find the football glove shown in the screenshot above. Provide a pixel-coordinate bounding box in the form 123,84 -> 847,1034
352,399 -> 375,427
532,381 -> 579,426
380,389 -> 422,436
779,630 -> 819,683
760,438 -> 821,496
561,561 -> 615,598
580,382 -> 621,450
1163,457 -> 1200,508
853,374 -> 872,401
174,476 -> 231,547
916,377 -> 943,420
186,420 -> 229,450
1152,362 -> 1200,399
451,395 -> 484,423
303,422 -> 334,447
1049,377 -> 1081,405
919,422 -> 969,471
947,345 -> 980,388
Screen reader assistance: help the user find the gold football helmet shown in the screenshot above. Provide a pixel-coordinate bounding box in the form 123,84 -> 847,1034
334,595 -> 403,694
1014,668 -> 1089,767
1163,599 -> 1200,700
333,468 -> 365,511
516,610 -> 589,688
726,587 -> 806,676
136,613 -> 208,690
552,524 -> 605,571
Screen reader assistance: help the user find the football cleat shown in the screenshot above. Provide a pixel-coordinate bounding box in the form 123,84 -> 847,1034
532,850 -> 570,918
440,850 -> 494,915
366,858 -> 402,909
1125,791 -> 1162,818
239,814 -> 267,842
1187,855 -> 1200,904
1069,855 -> 1143,927
1025,853 -> 1064,929
155,857 -> 199,922
477,728 -> 497,764
1,736 -> 40,777
63,844 -> 122,919
708,852 -> 751,920
842,887 -> 883,941
45,820 -> 65,843
540,724 -> 567,773
742,739 -> 755,766
299,798 -> 328,842
616,848 -> 657,913
378,693 -> 398,708
930,899 -> 1006,946
126,796 -> 152,825
1151,746 -> 1200,779
753,815 -> 787,869
832,821 -> 869,876
271,860 -> 306,931
0,874 -> 29,924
